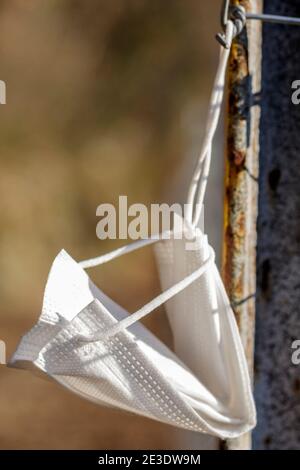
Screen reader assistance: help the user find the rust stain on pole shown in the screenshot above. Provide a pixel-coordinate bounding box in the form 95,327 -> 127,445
222,0 -> 262,450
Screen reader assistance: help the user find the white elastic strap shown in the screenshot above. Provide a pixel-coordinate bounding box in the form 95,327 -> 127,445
80,230 -> 172,269
81,246 -> 215,343
186,21 -> 234,227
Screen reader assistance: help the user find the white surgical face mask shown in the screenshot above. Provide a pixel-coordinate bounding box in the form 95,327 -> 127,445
9,19 -> 256,438
9,216 -> 255,438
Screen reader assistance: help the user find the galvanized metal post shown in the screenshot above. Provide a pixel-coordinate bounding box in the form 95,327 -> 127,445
254,0 -> 300,450
222,0 -> 262,450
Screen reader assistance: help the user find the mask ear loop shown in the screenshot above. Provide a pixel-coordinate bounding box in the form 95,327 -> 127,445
78,21 -> 234,343
79,228 -> 216,342
79,245 -> 215,343
79,231 -> 172,269
186,20 -> 234,228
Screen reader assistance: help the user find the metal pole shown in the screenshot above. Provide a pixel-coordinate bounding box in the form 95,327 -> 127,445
254,0 -> 300,450
222,0 -> 262,450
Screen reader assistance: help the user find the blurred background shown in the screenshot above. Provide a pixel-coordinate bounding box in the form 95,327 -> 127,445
0,0 -> 224,449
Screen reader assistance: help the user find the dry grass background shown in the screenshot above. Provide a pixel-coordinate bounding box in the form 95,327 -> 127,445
0,0 -> 223,449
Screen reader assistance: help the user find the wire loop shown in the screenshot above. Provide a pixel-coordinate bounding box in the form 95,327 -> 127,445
216,3 -> 246,48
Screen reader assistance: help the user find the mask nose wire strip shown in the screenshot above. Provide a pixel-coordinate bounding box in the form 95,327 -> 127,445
185,20 -> 234,227
80,246 -> 215,343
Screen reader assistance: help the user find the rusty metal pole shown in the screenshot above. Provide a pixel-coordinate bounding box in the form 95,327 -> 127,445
222,0 -> 262,450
